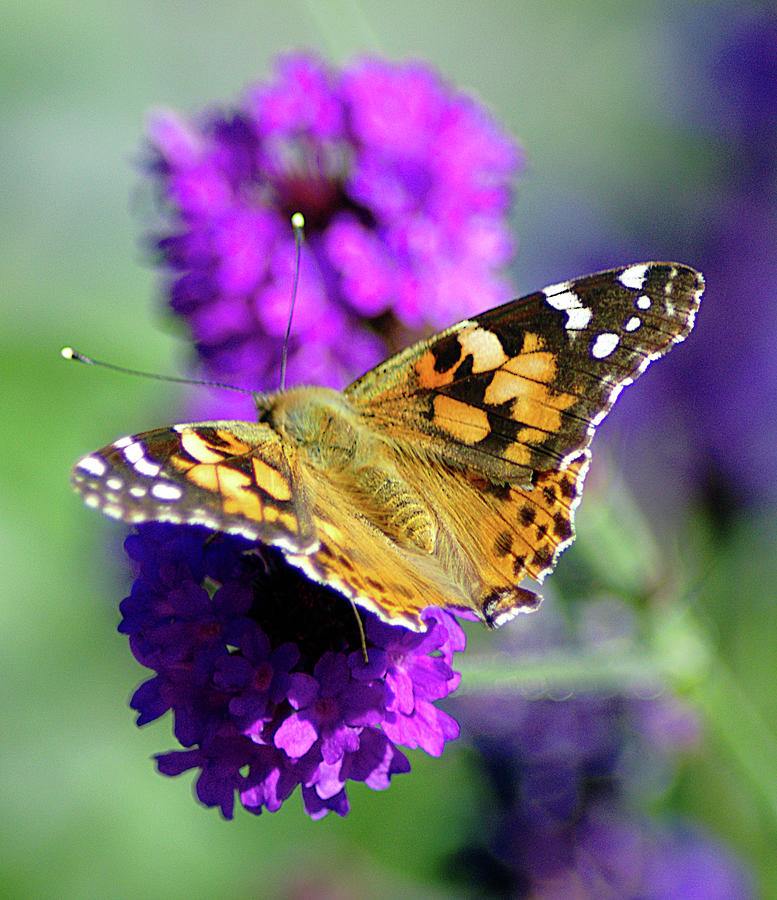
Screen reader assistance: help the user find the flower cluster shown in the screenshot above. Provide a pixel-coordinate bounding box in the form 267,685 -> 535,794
144,53 -> 521,405
121,523 -> 463,819
116,53 -> 523,819
593,7 -> 777,518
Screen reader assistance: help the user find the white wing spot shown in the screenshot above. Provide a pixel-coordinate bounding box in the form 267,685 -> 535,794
543,288 -> 593,332
151,482 -> 184,501
83,493 -> 101,509
624,316 -> 641,332
129,486 -> 147,498
77,456 -> 107,478
542,278 -> 571,294
123,440 -> 162,477
112,435 -> 134,449
619,264 -> 649,290
106,477 -> 124,491
591,332 -> 620,359
123,441 -> 143,464
636,295 -> 652,310
135,458 -> 161,478
102,504 -> 125,520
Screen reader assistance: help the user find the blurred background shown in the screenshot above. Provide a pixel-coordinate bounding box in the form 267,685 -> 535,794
3,1 -> 775,897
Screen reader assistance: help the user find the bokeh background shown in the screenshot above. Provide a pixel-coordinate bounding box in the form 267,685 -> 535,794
3,2 -> 776,897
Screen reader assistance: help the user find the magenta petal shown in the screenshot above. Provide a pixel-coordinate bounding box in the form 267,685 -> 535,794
286,672 -> 319,709
274,712 -> 318,758
302,785 -> 350,820
146,108 -> 203,168
389,667 -> 415,715
311,759 -> 346,800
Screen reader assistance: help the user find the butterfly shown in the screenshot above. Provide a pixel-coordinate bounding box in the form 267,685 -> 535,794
71,263 -> 703,631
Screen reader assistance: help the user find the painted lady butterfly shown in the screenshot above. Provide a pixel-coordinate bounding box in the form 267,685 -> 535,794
71,263 -> 703,630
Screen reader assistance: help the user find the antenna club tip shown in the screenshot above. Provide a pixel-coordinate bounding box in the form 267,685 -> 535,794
61,346 -> 75,359
291,212 -> 305,230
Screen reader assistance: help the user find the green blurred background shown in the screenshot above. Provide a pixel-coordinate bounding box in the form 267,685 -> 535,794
3,2 -> 776,897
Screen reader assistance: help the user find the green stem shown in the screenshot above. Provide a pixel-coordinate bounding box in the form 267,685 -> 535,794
457,647 -> 665,696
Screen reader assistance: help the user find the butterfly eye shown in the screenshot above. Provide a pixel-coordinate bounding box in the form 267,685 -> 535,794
252,393 -> 275,424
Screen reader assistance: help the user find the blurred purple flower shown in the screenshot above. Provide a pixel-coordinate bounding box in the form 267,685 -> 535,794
509,9 -> 777,523
674,6 -> 777,511
121,523 -> 464,819
143,53 -> 521,411
448,601 -> 754,897
596,8 -> 777,519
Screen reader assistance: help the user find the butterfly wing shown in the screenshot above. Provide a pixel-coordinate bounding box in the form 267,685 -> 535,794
336,262 -> 704,626
288,449 -> 590,630
71,420 -> 318,552
347,262 -> 703,477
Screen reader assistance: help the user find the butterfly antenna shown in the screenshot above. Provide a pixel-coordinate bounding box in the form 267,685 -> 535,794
60,347 -> 257,398
279,212 -> 305,392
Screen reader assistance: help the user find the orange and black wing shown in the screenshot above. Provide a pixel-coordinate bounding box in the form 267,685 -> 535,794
339,263 -> 704,625
71,420 -> 317,553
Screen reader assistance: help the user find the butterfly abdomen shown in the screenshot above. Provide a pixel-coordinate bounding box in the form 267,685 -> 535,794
354,465 -> 437,553
274,388 -> 438,554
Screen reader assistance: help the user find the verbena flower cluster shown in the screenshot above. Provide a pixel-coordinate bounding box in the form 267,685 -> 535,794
123,524 -> 463,819
122,54 -> 521,817
144,53 -> 521,401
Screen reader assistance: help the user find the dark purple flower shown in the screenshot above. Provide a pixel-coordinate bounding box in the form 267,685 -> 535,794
674,7 -> 777,512
113,55 -> 521,819
587,8 -> 777,520
122,523 -> 464,819
447,601 -> 753,897
143,53 -> 521,408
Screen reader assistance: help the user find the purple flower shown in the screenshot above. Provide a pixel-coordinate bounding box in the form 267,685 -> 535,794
143,53 -> 521,408
121,523 -> 464,819
597,8 -> 777,517
673,7 -> 777,511
112,55 -> 521,819
448,602 -> 753,897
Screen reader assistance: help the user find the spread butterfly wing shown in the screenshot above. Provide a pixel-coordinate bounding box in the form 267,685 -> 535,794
347,263 -> 703,477
289,448 -> 591,630
71,421 -> 317,552
344,262 -> 704,626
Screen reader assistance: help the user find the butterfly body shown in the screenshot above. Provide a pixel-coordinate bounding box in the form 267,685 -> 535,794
72,263 -> 704,630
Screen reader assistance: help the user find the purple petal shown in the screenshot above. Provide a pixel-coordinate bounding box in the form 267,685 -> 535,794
274,712 -> 319,759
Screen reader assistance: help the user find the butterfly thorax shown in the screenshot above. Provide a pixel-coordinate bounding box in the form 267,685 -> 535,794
267,386 -> 366,469
268,386 -> 437,553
